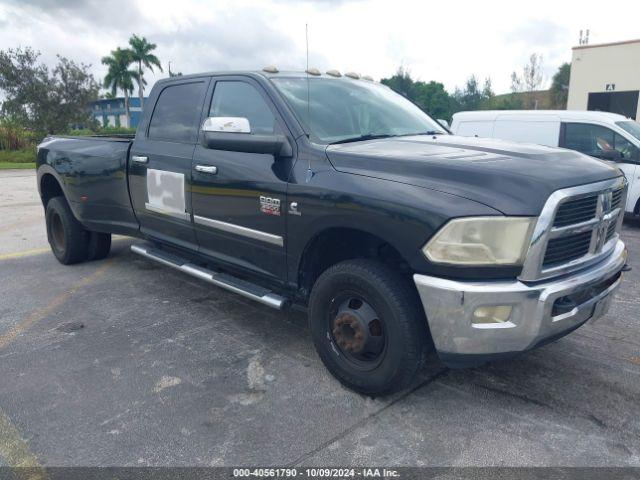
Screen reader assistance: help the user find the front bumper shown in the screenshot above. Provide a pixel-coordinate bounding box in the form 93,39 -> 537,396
413,240 -> 627,367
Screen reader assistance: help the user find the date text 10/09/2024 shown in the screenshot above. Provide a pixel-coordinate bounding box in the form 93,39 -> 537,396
233,468 -> 401,478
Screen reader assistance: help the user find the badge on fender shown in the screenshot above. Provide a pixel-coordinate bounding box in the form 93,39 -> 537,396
259,196 -> 281,216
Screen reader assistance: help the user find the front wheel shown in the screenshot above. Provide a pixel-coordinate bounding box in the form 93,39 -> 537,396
309,259 -> 430,396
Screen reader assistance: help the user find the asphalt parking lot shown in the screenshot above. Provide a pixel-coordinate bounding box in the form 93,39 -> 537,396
1,169 -> 639,468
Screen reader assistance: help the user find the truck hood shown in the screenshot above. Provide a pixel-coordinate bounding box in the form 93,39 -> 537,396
325,135 -> 622,215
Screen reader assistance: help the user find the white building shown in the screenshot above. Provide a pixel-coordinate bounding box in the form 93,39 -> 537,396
568,39 -> 640,120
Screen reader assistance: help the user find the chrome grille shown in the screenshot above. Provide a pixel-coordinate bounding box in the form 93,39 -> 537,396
543,231 -> 592,267
519,177 -> 627,282
605,221 -> 617,242
612,188 -> 624,210
553,195 -> 598,227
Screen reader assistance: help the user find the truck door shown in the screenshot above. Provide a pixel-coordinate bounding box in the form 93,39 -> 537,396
191,77 -> 294,284
128,78 -> 209,250
561,122 -> 640,213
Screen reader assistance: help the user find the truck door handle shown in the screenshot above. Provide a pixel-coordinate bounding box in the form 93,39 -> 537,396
194,165 -> 218,174
131,155 -> 148,164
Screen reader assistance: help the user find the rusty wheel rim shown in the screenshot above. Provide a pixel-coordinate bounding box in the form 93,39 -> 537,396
328,293 -> 386,370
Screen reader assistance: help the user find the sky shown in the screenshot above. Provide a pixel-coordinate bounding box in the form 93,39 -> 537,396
1,0 -> 639,96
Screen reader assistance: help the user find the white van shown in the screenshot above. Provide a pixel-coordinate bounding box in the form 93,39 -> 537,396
450,110 -> 640,215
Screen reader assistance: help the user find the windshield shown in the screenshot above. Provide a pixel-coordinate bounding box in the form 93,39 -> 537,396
271,77 -> 446,144
616,121 -> 640,142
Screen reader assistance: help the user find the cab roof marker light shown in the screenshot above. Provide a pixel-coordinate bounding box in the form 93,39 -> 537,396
345,72 -> 360,79
362,75 -> 374,81
305,68 -> 321,76
326,69 -> 342,77
263,65 -> 279,73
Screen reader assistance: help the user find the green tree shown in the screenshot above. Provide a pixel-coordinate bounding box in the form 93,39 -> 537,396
128,34 -> 162,108
381,67 -> 458,121
550,62 -> 571,109
453,75 -> 494,111
380,66 -> 414,98
411,81 -> 456,120
0,47 -> 99,136
102,47 -> 136,127
484,93 -> 524,110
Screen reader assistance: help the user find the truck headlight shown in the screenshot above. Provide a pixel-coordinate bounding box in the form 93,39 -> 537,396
422,217 -> 536,266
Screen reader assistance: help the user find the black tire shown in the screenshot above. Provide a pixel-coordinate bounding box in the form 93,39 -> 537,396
309,259 -> 430,396
45,196 -> 88,265
87,231 -> 112,261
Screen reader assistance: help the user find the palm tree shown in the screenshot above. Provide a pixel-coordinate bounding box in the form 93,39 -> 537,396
102,48 -> 136,128
128,35 -> 162,108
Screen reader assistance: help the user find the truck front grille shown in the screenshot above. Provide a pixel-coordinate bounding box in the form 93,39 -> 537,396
612,188 -> 624,210
543,231 -> 592,267
519,177 -> 627,282
553,195 -> 598,227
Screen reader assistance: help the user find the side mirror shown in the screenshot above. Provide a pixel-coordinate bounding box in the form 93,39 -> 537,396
599,149 -> 623,162
201,117 -> 292,157
202,116 -> 251,133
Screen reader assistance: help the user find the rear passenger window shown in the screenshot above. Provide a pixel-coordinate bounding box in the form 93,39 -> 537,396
209,81 -> 277,135
148,82 -> 206,143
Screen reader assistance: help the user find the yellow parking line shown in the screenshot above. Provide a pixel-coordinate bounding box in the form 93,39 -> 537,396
0,409 -> 46,478
0,248 -> 51,261
0,242 -> 114,476
0,260 -> 112,350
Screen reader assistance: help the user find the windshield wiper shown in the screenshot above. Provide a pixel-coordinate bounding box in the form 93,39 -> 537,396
397,130 -> 446,137
329,133 -> 397,145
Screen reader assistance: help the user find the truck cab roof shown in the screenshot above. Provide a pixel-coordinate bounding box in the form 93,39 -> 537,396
154,70 -> 378,85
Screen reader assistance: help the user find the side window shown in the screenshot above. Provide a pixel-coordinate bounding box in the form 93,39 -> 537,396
564,123 -> 639,162
614,133 -> 640,162
148,82 -> 206,143
209,81 -> 277,135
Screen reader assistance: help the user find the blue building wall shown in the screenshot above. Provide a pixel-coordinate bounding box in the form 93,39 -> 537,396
88,97 -> 148,129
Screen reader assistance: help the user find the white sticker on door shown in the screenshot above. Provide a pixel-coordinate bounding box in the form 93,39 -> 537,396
146,169 -> 186,217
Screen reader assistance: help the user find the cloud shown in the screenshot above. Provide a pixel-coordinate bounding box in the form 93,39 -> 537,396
3,0 -> 145,31
505,19 -> 571,48
503,19 -> 573,87
1,0 -> 638,95
0,0 -> 324,93
151,10 -> 305,74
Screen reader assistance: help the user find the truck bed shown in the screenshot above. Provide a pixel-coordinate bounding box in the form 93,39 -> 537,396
36,135 -> 139,235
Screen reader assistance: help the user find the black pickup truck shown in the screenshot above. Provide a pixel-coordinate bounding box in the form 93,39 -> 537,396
37,69 -> 628,395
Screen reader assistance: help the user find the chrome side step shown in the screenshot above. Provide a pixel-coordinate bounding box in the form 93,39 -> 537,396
131,244 -> 287,310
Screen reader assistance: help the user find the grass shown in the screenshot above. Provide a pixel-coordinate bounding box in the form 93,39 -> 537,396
0,148 -> 36,169
0,162 -> 35,170
0,148 -> 35,163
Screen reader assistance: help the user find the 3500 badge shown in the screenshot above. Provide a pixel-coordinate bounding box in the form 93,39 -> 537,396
259,196 -> 281,216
